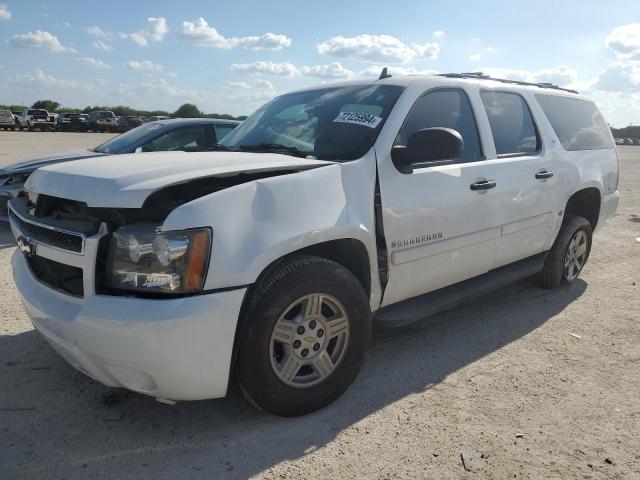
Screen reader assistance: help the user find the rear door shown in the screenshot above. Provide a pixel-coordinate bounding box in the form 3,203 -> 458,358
377,87 -> 503,306
479,90 -> 558,267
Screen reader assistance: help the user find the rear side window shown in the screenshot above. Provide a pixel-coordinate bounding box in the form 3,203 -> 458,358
397,88 -> 483,163
480,91 -> 540,157
214,124 -> 237,141
535,95 -> 613,151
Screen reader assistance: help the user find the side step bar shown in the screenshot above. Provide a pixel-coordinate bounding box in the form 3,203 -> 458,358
373,253 -> 547,328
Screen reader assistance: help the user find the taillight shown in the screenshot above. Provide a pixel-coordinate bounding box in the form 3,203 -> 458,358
614,147 -> 620,191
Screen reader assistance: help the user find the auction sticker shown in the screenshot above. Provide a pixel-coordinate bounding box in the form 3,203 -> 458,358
333,111 -> 383,128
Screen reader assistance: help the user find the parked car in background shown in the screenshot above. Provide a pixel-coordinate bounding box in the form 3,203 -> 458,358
117,115 -> 144,132
0,110 -> 16,130
11,111 -> 21,124
56,113 -> 89,132
18,109 -> 55,131
87,111 -> 117,132
146,115 -> 171,122
71,113 -> 89,131
0,118 -> 240,220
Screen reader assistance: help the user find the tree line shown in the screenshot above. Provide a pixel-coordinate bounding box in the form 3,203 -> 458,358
0,100 -> 247,121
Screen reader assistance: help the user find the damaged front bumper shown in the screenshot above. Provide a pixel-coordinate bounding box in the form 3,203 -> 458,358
9,198 -> 246,401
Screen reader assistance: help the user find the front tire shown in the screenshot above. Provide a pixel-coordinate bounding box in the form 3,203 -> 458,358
236,255 -> 371,416
539,214 -> 592,289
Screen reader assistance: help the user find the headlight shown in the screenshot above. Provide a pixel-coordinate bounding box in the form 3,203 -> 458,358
106,224 -> 211,294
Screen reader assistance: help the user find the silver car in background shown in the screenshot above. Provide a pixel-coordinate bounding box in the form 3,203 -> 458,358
0,110 -> 16,130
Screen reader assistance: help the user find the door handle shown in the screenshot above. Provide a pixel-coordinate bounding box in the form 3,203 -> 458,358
535,170 -> 554,180
470,180 -> 496,191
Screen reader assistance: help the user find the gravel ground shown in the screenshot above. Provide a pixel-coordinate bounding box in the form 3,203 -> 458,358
0,132 -> 638,479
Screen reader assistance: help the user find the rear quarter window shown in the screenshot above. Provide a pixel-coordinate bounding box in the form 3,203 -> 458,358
535,95 -> 613,151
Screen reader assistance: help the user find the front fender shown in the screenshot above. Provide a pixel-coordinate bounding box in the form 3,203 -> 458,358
161,151 -> 381,307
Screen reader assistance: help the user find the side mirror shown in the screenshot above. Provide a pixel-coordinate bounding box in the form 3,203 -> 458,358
391,127 -> 463,174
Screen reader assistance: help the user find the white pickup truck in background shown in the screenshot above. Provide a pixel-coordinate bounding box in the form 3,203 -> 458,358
8,72 -> 619,416
18,108 -> 55,131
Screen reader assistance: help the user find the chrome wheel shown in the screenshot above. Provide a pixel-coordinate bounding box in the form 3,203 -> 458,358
269,293 -> 350,388
564,229 -> 588,281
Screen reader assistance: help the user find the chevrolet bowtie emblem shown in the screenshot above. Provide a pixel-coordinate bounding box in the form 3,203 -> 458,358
16,235 -> 36,258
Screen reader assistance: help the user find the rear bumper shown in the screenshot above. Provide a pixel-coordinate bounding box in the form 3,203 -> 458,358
597,190 -> 620,231
12,250 -> 246,401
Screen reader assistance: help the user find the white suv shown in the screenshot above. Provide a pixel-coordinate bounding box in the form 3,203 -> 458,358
8,72 -> 619,416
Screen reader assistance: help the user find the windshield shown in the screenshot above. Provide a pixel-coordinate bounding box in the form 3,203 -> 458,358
220,84 -> 404,161
94,123 -> 163,153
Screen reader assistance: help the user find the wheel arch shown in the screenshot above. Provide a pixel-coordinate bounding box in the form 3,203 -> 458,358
564,187 -> 601,230
230,238 -> 372,370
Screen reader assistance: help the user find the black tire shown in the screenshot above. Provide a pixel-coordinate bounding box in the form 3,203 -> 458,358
538,214 -> 592,289
236,255 -> 371,417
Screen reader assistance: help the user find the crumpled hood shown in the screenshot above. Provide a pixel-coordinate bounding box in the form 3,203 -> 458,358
2,151 -> 106,174
25,151 -> 334,208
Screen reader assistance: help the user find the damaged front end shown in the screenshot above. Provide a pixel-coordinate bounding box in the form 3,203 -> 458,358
9,167 -> 308,299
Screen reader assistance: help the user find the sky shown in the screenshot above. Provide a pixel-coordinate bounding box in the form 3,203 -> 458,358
0,0 -> 639,126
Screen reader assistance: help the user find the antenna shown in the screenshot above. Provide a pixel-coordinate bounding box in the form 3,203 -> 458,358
378,67 -> 392,80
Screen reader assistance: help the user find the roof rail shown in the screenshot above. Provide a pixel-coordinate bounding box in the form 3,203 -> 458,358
437,72 -> 579,94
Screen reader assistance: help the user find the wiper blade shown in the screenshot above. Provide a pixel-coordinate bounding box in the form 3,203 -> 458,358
209,143 -> 239,152
238,143 -> 310,158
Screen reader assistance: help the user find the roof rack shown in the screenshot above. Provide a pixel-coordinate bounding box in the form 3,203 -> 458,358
437,72 -> 579,94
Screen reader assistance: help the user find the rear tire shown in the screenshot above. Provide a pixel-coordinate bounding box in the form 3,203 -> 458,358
538,214 -> 592,289
236,255 -> 371,416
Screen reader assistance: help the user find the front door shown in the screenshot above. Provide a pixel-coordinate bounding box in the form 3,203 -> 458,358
377,87 -> 502,307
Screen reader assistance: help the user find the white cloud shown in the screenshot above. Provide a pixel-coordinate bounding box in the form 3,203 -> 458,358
179,17 -> 231,48
78,57 -> 111,69
178,17 -> 291,50
317,34 -> 439,63
146,17 -> 169,42
123,17 -> 169,46
9,68 -> 93,92
126,60 -> 170,73
226,81 -> 251,89
9,30 -> 76,53
0,3 -> 11,20
301,62 -> 353,79
434,30 -> 445,38
593,62 -> 640,92
231,61 -> 300,77
232,32 -> 291,50
255,78 -> 275,90
93,40 -> 113,52
469,53 -> 482,61
85,25 -> 111,38
230,60 -> 354,80
533,65 -> 578,87
605,23 -> 640,60
359,65 -> 438,77
129,32 -> 148,46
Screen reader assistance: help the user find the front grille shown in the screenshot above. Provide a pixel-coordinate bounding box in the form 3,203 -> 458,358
28,255 -> 84,297
0,196 -> 8,217
9,208 -> 84,253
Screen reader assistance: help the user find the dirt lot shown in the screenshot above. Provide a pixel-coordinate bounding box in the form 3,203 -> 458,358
0,132 -> 638,479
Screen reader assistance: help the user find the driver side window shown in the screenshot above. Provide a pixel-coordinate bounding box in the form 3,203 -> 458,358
397,88 -> 483,163
142,126 -> 209,152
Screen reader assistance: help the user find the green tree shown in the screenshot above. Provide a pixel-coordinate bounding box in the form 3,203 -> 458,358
31,100 -> 60,112
174,103 -> 202,118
